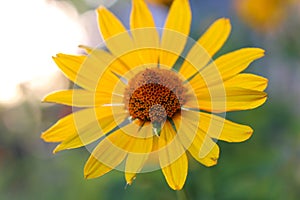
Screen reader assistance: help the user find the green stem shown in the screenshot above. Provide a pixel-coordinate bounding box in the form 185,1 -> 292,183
176,189 -> 188,200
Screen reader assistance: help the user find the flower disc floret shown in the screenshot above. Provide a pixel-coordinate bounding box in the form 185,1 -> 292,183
124,68 -> 187,123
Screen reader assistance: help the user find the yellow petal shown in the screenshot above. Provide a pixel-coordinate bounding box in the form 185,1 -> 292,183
52,119 -> 105,153
178,45 -> 211,80
179,18 -> 231,79
188,72 -> 268,93
131,0 -> 155,29
121,124 -> 153,184
41,108 -> 99,142
125,153 -> 149,185
161,153 -> 188,190
53,52 -> 125,91
53,108 -> 127,153
79,48 -> 128,97
43,90 -> 95,107
43,89 -> 124,107
97,6 -> 128,42
163,0 -> 191,36
200,48 -> 265,84
160,0 -> 191,68
188,138 -> 219,167
125,172 -> 136,186
158,121 -> 185,167
97,7 -> 142,69
130,0 -> 159,65
84,131 -> 128,179
186,85 -> 267,112
199,112 -> 253,142
224,73 -> 268,91
53,54 -> 94,90
41,106 -> 127,151
112,120 -> 153,152
80,46 -> 129,81
84,127 -> 146,179
143,136 -> 160,167
85,123 -> 152,178
159,121 -> 188,190
78,45 -> 93,54
221,87 -> 267,112
198,18 -> 231,58
124,123 -> 153,184
174,111 -> 219,166
84,157 -> 113,179
88,47 -> 131,76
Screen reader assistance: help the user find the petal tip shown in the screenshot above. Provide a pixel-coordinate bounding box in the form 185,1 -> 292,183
55,53 -> 64,58
41,95 -> 49,103
125,172 -> 137,185
97,6 -> 108,16
220,17 -> 230,23
96,5 -> 105,12
78,44 -> 85,49
40,130 -> 55,143
52,145 -> 62,154
84,173 -> 90,179
172,185 -> 184,191
202,155 -> 219,167
126,176 -> 136,186
52,56 -> 57,61
244,129 -> 254,141
40,132 -> 46,140
254,47 -> 266,56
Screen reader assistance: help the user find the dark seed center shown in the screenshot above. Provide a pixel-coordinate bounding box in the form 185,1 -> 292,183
124,68 -> 186,123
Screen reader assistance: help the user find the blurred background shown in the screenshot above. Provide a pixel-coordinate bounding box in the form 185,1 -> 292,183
1,0 -> 300,199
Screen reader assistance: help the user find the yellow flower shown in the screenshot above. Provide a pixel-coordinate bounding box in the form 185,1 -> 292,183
233,0 -> 294,32
41,0 -> 267,190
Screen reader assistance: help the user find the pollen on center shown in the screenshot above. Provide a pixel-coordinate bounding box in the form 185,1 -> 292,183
124,68 -> 187,124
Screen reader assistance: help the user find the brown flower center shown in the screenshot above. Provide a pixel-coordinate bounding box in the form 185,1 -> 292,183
124,68 -> 186,124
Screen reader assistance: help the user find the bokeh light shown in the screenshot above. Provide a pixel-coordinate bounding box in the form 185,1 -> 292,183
0,0 -> 85,106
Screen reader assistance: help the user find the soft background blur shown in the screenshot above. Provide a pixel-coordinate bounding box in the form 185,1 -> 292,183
1,0 -> 300,199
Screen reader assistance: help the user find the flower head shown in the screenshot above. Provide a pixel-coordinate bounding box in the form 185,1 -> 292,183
233,0 -> 295,32
42,0 -> 267,190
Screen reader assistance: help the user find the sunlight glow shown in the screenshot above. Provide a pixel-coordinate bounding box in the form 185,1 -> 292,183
0,0 -> 86,106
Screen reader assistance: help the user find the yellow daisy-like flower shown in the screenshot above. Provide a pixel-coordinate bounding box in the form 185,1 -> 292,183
233,0 -> 295,32
42,0 -> 267,190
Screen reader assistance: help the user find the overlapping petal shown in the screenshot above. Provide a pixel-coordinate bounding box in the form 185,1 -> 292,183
130,0 -> 160,68
161,153 -> 188,190
123,128 -> 153,184
173,111 -> 219,166
159,121 -> 188,190
200,48 -> 265,84
43,89 -> 124,107
188,136 -> 219,167
97,7 -> 143,69
160,0 -> 191,68
41,106 -> 127,153
53,51 -> 130,92
41,108 -> 99,143
224,73 -> 268,91
179,18 -> 231,78
198,112 -> 253,142
84,131 -> 128,179
197,18 -> 231,58
123,126 -> 156,183
178,110 -> 250,143
185,85 -> 267,112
